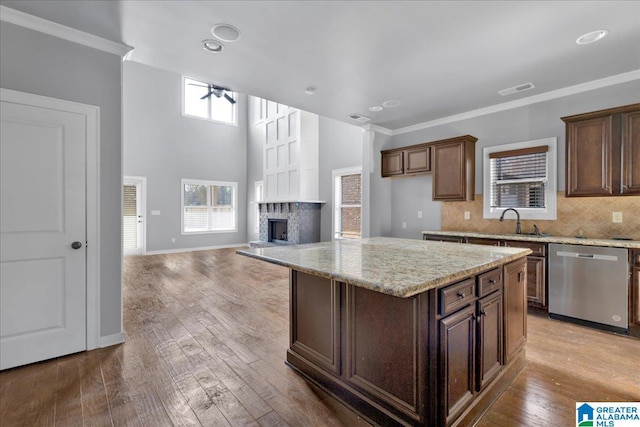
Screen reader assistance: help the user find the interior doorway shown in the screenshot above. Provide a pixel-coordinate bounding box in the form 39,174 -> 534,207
123,176 -> 146,255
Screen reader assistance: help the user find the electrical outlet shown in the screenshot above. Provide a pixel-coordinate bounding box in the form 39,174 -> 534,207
171,237 -> 176,243
464,211 -> 471,220
417,211 -> 423,219
402,222 -> 407,229
612,212 -> 622,223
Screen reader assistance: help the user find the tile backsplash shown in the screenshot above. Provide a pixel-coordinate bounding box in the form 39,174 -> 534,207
441,192 -> 640,240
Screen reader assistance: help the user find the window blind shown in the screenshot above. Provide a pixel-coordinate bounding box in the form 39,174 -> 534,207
490,150 -> 547,209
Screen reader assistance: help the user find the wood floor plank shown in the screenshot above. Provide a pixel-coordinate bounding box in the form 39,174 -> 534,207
2,247 -> 639,427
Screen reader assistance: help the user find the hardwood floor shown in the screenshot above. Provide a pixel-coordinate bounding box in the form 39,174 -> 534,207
1,247 -> 638,426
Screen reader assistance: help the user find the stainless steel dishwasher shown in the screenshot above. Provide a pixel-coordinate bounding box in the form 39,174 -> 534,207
548,243 -> 628,333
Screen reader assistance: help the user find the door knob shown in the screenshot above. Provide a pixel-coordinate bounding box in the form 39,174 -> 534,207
71,241 -> 83,249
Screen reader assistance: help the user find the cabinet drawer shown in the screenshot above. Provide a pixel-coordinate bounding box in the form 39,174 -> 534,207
440,278 -> 476,316
477,268 -> 502,297
504,240 -> 546,257
632,251 -> 640,266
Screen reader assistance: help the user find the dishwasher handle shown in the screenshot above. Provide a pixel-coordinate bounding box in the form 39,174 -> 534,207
556,250 -> 619,262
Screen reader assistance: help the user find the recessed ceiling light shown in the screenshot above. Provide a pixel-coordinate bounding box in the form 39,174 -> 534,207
211,24 -> 241,42
576,30 -> 608,45
202,39 -> 224,53
305,87 -> 316,95
382,100 -> 400,108
369,105 -> 383,112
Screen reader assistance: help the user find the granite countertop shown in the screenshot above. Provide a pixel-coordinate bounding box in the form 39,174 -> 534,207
421,230 -> 640,249
237,237 -> 530,298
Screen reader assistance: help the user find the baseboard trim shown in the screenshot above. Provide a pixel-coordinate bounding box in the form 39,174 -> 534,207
98,332 -> 125,348
142,243 -> 249,256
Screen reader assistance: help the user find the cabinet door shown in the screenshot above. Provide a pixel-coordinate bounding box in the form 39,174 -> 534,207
525,256 -> 546,308
381,151 -> 404,177
622,110 -> 640,195
476,291 -> 503,392
566,116 -> 613,196
405,146 -> 431,174
432,141 -> 473,201
439,305 -> 475,425
503,258 -> 527,364
290,271 -> 341,374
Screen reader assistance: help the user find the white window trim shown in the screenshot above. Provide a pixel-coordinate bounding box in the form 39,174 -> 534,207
332,166 -> 363,240
483,137 -> 557,220
181,76 -> 238,127
181,178 -> 238,235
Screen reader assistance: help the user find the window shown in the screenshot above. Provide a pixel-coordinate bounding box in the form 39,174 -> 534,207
333,167 -> 362,239
483,137 -> 557,220
182,77 -> 237,125
181,179 -> 237,234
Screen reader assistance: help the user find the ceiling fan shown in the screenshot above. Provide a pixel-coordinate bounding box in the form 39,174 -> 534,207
189,82 -> 236,104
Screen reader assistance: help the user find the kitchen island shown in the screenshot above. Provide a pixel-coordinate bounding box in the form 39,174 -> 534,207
237,237 -> 531,426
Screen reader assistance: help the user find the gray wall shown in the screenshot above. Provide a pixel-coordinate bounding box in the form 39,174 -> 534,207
0,23 -> 123,338
318,117 -> 363,241
123,62 -> 248,251
378,80 -> 640,240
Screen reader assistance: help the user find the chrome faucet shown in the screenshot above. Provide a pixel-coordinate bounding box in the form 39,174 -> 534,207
499,208 -> 522,234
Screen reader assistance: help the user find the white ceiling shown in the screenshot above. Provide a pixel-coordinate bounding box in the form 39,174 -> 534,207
3,1 -> 640,130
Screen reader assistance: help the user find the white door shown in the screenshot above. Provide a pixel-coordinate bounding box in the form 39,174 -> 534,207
0,97 -> 87,370
123,177 -> 145,255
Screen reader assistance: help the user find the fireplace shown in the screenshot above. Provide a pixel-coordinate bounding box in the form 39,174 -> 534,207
268,219 -> 288,243
250,201 -> 323,248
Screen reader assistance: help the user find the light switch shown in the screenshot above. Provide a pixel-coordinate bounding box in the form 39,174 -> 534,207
402,222 -> 407,229
464,211 -> 471,220
612,212 -> 622,223
151,210 -> 161,216
418,211 -> 423,219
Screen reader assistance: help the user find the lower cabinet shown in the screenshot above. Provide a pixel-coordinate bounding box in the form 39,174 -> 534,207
525,256 -> 546,308
440,305 -> 476,425
439,268 -> 506,425
503,258 -> 527,364
476,291 -> 503,391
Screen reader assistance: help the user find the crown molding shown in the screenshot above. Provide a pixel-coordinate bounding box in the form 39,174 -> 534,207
0,5 -> 133,57
361,123 -> 393,136
392,69 -> 640,136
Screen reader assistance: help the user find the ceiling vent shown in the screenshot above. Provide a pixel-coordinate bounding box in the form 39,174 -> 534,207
498,82 -> 536,96
347,113 -> 371,123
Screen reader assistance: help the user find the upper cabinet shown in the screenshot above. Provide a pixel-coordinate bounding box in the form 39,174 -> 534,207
432,136 -> 476,201
381,144 -> 431,176
381,135 -> 476,201
562,103 -> 640,197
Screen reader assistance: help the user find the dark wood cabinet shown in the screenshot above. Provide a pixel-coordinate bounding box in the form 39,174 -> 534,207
503,258 -> 527,364
432,137 -> 476,201
440,304 -> 476,425
476,290 -> 503,392
565,115 -> 614,196
381,150 -> 404,176
504,241 -> 547,309
423,234 -> 467,243
405,146 -> 431,174
562,103 -> 640,197
622,110 -> 640,195
381,135 -> 476,201
290,271 -> 341,374
381,145 -> 431,177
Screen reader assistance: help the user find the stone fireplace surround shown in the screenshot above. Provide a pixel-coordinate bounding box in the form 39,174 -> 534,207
251,201 -> 323,248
